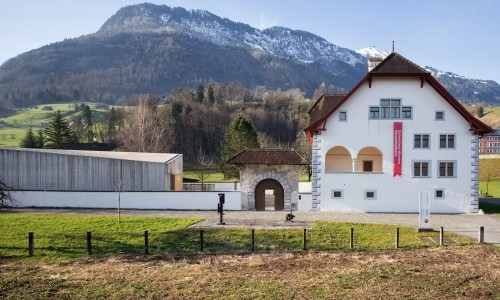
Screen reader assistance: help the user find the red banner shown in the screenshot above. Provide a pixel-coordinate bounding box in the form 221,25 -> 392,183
393,122 -> 403,176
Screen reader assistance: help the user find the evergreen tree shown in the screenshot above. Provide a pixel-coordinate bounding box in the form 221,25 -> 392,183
19,127 -> 37,148
44,111 -> 77,149
35,129 -> 45,148
196,84 -> 204,103
106,107 -> 119,142
220,114 -> 260,179
83,105 -> 94,142
207,86 -> 215,104
478,106 -> 484,118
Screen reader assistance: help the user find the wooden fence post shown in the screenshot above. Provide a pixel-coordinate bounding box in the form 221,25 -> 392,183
439,227 -> 444,246
350,228 -> 354,249
200,230 -> 204,252
28,232 -> 34,256
251,229 -> 255,252
144,230 -> 149,254
478,226 -> 484,244
303,228 -> 307,250
86,232 -> 92,255
395,227 -> 399,249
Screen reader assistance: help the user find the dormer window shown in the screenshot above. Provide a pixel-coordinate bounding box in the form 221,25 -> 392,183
369,99 -> 411,119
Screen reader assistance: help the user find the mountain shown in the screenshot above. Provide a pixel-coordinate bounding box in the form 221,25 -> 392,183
356,46 -> 390,59
0,3 -> 366,108
0,3 -> 498,108
356,47 -> 500,105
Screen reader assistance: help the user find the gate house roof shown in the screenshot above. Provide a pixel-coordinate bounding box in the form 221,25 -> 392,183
227,148 -> 307,165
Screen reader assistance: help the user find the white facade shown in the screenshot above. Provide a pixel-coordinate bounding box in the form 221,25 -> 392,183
309,74 -> 488,213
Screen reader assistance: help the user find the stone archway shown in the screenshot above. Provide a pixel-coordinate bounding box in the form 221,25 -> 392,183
248,172 -> 291,211
255,179 -> 284,211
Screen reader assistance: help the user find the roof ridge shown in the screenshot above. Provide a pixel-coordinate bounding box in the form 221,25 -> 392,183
370,52 -> 429,74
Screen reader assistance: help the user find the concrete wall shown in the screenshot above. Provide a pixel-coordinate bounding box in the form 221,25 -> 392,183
314,77 -> 478,213
11,191 -> 241,210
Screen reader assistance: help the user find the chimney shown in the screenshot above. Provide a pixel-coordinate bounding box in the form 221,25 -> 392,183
368,57 -> 383,72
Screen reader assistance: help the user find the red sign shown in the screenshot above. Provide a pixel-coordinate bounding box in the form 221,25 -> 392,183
393,122 -> 403,176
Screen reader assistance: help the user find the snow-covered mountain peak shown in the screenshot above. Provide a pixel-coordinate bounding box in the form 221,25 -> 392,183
100,3 -> 365,67
356,46 -> 390,59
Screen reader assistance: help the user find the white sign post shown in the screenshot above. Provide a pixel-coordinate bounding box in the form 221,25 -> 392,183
418,191 -> 431,232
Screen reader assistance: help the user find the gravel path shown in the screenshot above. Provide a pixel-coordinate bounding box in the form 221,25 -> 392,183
5,208 -> 500,245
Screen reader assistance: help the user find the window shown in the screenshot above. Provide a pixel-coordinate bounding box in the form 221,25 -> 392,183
438,161 -> 456,177
363,160 -> 373,172
369,107 -> 379,118
413,161 -> 430,177
439,134 -> 455,148
364,190 -> 377,200
402,106 -> 412,118
339,111 -> 347,121
434,189 -> 445,199
414,134 -> 430,149
435,111 -> 445,120
331,190 -> 343,199
369,99 -> 411,119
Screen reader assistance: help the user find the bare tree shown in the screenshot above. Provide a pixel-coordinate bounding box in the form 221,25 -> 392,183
0,180 -> 14,208
479,158 -> 500,196
117,94 -> 174,153
192,147 -> 214,190
294,132 -> 313,181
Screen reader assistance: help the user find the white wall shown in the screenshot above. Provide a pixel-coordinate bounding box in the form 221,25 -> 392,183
316,77 -> 476,213
12,191 -> 241,210
298,193 -> 312,211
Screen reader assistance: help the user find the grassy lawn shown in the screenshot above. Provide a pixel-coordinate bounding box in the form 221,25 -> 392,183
479,178 -> 500,198
0,213 -> 495,299
0,214 -> 473,261
183,170 -> 237,183
183,170 -> 311,183
0,213 -> 202,260
0,102 -> 109,147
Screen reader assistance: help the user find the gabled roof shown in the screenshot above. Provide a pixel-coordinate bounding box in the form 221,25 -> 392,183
227,148 -> 307,165
307,94 -> 345,126
370,52 -> 430,75
304,52 -> 492,139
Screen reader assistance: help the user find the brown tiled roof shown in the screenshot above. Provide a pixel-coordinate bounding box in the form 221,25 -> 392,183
370,52 -> 430,75
307,94 -> 345,127
227,148 -> 307,165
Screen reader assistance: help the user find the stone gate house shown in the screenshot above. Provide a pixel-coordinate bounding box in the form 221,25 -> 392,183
304,52 -> 492,213
228,148 -> 306,211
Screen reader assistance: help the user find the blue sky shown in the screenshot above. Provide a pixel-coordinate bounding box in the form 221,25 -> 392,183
1,0 -> 499,82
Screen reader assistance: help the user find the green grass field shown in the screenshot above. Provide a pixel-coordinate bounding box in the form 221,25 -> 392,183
0,213 -> 473,261
0,102 -> 109,147
183,170 -> 310,182
479,178 -> 500,198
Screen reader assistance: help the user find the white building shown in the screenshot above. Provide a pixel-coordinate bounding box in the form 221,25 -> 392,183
304,53 -> 492,213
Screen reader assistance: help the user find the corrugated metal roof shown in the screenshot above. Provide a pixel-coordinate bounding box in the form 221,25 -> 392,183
3,148 -> 180,164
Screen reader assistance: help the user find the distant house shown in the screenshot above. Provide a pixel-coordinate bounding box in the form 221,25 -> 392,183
304,52 -> 492,213
479,129 -> 500,153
